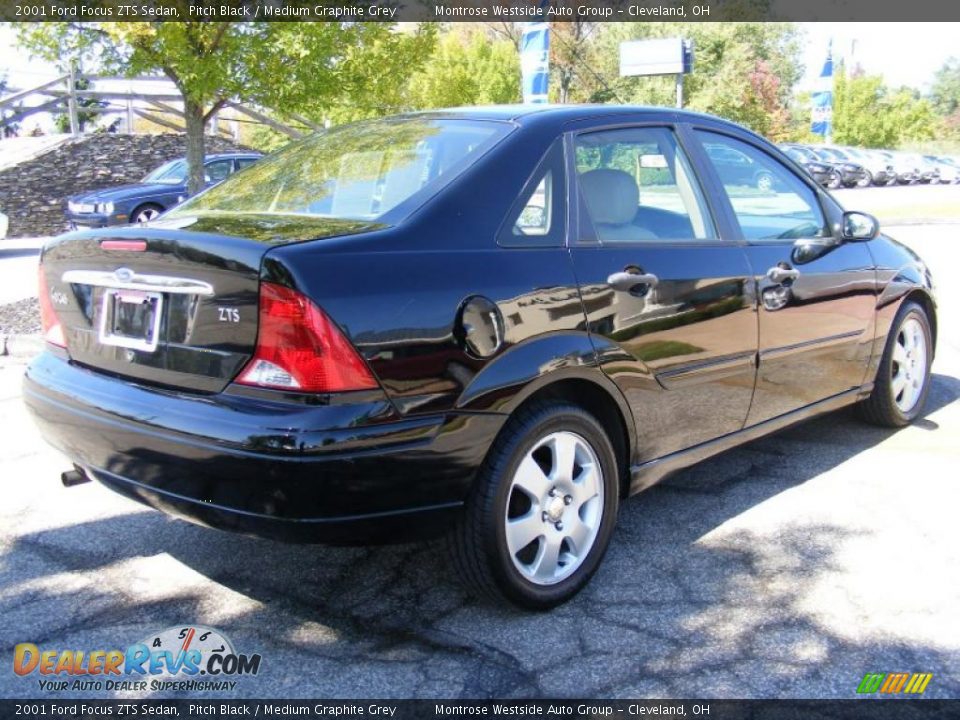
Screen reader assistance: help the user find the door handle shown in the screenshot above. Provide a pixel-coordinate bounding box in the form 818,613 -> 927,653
607,271 -> 659,292
766,266 -> 800,284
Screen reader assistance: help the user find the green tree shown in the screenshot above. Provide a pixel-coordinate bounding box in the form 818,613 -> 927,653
930,57 -> 960,116
52,76 -> 108,133
407,28 -> 520,110
930,57 -> 960,139
584,23 -> 803,137
833,69 -> 939,147
1,73 -> 23,137
18,22 -> 433,194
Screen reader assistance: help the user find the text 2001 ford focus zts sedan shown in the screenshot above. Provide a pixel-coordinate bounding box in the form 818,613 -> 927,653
25,106 -> 936,609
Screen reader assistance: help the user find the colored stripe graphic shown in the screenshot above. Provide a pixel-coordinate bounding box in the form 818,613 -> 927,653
858,672 -> 932,694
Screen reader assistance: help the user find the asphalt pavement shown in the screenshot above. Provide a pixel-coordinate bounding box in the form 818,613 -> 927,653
0,202 -> 958,699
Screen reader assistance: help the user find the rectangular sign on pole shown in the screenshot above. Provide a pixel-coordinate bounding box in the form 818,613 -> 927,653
520,23 -> 550,104
620,38 -> 686,77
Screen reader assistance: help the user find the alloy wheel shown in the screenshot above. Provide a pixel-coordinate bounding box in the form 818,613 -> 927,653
504,431 -> 604,586
891,317 -> 928,413
134,207 -> 161,223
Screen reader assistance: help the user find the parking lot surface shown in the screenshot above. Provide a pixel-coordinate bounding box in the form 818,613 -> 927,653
1,214 -> 958,699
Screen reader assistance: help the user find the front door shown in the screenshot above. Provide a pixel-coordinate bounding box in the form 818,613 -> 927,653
693,129 -> 876,425
567,125 -> 758,462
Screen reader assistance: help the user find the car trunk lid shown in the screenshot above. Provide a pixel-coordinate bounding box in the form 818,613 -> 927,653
41,213 -> 384,393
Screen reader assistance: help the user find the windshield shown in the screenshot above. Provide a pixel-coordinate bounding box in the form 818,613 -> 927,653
170,117 -> 511,222
143,159 -> 188,185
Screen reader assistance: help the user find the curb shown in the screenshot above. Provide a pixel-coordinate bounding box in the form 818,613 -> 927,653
0,333 -> 44,359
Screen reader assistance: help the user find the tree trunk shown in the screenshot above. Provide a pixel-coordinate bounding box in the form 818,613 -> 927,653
184,99 -> 206,196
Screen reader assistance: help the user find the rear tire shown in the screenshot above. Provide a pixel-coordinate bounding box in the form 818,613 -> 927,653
857,301 -> 933,427
857,171 -> 873,188
449,400 -> 620,610
827,171 -> 842,189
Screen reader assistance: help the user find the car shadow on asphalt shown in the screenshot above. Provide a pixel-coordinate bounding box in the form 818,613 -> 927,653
3,373 -> 959,697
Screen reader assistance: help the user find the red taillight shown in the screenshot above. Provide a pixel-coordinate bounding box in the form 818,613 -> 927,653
236,282 -> 378,393
37,266 -> 66,348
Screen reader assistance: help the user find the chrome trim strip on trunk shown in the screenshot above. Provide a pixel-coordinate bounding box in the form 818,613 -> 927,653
61,269 -> 215,296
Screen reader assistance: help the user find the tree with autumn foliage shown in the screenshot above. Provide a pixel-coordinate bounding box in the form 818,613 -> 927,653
17,23 -> 434,194
577,23 -> 802,137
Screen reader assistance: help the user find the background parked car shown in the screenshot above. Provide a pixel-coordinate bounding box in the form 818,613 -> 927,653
0,211 -> 7,240
65,152 -> 262,229
804,146 -> 869,188
878,151 -> 918,185
903,153 -> 939,184
703,142 -> 780,191
924,155 -> 958,183
779,144 -> 834,187
836,146 -> 896,186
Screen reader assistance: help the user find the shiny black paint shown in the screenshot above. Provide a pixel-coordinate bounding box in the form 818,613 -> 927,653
26,106 -> 937,544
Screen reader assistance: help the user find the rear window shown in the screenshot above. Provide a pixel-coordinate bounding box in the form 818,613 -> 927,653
169,118 -> 510,222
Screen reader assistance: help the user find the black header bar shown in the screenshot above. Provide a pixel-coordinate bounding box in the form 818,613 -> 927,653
1,699 -> 956,720
1,0 -> 960,22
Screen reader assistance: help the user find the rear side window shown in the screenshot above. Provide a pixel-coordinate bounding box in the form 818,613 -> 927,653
573,126 -> 715,244
498,141 -> 566,248
697,131 -> 829,242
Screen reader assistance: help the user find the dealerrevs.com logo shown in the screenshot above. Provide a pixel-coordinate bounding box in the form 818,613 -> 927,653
14,625 -> 262,693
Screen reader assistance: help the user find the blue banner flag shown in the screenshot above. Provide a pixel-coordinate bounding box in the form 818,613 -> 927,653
520,23 -> 550,104
810,41 -> 834,138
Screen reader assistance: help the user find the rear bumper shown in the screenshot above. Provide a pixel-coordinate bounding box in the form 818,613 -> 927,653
24,352 -> 505,543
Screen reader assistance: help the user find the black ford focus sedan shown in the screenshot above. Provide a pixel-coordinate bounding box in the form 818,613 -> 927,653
26,106 -> 936,609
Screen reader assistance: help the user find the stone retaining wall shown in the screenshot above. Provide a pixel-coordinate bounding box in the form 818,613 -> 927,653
0,133 -> 255,238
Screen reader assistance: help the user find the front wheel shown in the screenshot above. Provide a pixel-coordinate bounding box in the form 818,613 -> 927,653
131,203 -> 163,224
857,301 -> 933,427
449,401 -> 620,609
857,171 -> 873,188
756,171 -> 775,193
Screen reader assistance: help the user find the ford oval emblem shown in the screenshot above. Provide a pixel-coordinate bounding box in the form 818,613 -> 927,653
114,267 -> 134,283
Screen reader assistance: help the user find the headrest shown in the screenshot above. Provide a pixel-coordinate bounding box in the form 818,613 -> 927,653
579,169 -> 639,225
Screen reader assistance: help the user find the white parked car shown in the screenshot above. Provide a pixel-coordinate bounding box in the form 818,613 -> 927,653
841,147 -> 896,186
926,156 -> 959,184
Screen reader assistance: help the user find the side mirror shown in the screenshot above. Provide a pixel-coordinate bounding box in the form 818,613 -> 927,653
842,211 -> 879,241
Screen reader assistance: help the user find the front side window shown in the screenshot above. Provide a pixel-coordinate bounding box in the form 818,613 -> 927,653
573,126 -> 714,244
697,131 -> 829,242
169,118 -> 511,222
204,160 -> 233,183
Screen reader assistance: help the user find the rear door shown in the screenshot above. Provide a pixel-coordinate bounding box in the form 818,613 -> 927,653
566,123 -> 758,461
692,129 -> 875,425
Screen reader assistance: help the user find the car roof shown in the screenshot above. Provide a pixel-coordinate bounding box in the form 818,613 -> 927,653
406,104 -> 748,129
205,152 -> 262,160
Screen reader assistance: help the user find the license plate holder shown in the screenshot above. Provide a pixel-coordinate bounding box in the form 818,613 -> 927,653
98,288 -> 163,352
